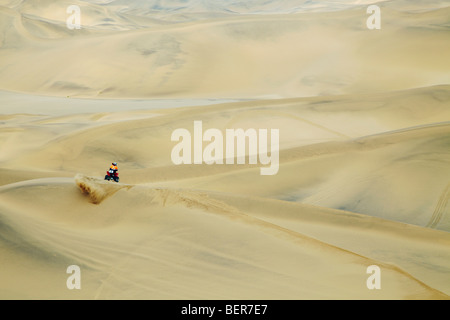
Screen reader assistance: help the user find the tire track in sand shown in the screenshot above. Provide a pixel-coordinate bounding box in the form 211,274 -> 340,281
427,183 -> 450,229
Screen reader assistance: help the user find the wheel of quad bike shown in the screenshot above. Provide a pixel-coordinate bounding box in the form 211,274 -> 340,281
105,175 -> 110,180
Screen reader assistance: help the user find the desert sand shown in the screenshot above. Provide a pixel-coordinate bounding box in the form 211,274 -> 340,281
0,0 -> 449,300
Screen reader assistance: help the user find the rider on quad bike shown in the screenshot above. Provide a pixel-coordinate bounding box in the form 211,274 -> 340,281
105,162 -> 119,182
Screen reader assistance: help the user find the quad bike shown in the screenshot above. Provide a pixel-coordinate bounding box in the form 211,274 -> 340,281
105,169 -> 119,182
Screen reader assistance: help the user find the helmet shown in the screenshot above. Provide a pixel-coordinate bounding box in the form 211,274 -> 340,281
112,162 -> 117,166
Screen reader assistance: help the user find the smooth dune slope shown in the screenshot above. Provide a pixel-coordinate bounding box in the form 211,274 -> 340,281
0,175 -> 448,299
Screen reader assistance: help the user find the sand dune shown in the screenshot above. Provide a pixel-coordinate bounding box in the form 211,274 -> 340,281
1,86 -> 449,299
0,1 -> 449,98
0,174 -> 448,299
0,0 -> 449,300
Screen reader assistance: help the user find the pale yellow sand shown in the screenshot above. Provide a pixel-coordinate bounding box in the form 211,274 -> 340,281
1,1 -> 449,99
0,0 -> 449,299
